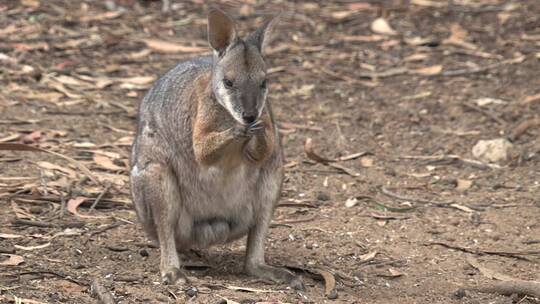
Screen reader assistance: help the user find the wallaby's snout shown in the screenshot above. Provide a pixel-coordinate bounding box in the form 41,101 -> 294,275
208,8 -> 275,126
242,112 -> 257,124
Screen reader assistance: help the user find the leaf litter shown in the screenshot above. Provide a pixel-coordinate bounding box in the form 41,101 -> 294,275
1,1 -> 539,303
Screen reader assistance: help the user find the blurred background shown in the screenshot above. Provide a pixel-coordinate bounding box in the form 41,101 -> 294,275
1,0 -> 539,303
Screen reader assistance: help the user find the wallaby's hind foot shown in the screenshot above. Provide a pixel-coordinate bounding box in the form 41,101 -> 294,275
161,267 -> 189,285
245,263 -> 304,290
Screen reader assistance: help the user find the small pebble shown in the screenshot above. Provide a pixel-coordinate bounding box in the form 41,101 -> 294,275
316,191 -> 331,201
453,288 -> 467,299
185,286 -> 198,297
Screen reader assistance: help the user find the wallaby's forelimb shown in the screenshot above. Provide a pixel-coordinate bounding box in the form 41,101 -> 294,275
193,126 -> 237,166
244,115 -> 275,163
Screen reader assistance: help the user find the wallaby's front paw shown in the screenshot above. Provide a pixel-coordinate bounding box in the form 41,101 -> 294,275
232,124 -> 250,138
232,120 -> 264,139
247,120 -> 264,136
245,264 -> 304,290
161,267 -> 189,285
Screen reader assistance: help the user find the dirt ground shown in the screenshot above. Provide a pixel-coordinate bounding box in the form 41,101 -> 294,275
1,0 -> 540,303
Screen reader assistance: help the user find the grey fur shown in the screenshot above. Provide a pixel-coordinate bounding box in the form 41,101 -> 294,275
130,9 -> 302,289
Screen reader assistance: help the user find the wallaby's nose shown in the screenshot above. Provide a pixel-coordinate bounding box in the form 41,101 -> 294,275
242,113 -> 256,124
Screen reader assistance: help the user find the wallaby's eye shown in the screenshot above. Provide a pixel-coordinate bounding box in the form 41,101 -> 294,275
223,78 -> 234,88
261,79 -> 267,89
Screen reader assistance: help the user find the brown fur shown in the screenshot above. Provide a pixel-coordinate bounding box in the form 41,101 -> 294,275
129,9 -> 302,289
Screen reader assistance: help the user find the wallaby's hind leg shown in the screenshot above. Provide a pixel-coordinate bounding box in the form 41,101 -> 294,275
244,174 -> 304,290
131,162 -> 189,285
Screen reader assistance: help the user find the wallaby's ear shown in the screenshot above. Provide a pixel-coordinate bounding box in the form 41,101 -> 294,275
208,9 -> 237,55
247,14 -> 280,55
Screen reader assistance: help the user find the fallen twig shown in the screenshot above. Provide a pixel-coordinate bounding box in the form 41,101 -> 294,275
303,138 -> 364,176
89,184 -> 111,211
432,55 -> 525,77
11,219 -> 55,228
425,241 -> 540,259
399,154 -> 499,170
19,270 -> 87,286
0,143 -> 98,183
470,281 -> 540,298
465,257 -> 540,298
380,186 -> 451,207
88,221 -> 125,237
462,103 -> 506,125
278,202 -> 319,209
273,215 -> 318,225
509,118 -> 540,141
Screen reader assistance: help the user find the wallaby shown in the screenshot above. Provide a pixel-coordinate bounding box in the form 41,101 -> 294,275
130,9 -> 303,289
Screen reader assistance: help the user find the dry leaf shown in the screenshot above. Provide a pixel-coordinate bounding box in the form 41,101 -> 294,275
348,3 -> 373,11
345,197 -> 358,208
11,42 -> 49,51
304,138 -> 333,163
456,179 -> 473,191
0,134 -> 21,143
142,39 -> 207,53
14,243 -> 51,251
80,11 -> 123,22
337,151 -> 368,161
450,203 -> 475,213
314,268 -> 337,299
380,39 -> 400,49
359,250 -> 378,262
291,84 -> 315,98
46,81 -> 83,99
475,97 -> 507,107
497,12 -> 512,24
443,23 -> 476,50
339,35 -> 385,42
404,53 -> 429,62
67,197 -> 105,219
93,155 -> 124,171
411,65 -> 443,75
128,49 -> 152,60
54,279 -> 86,293
404,36 -> 437,46
0,233 -> 23,239
36,161 -> 78,178
21,0 -> 40,7
330,11 -> 353,20
360,156 -> 374,167
52,75 -> 93,89
388,268 -> 405,277
371,18 -> 397,36
522,93 -> 540,105
0,254 -> 24,266
225,286 -> 277,293
116,76 -> 156,85
114,136 -> 134,146
411,0 -> 446,7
